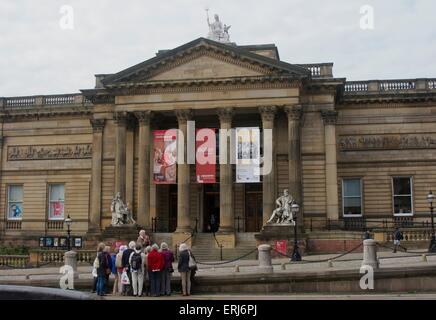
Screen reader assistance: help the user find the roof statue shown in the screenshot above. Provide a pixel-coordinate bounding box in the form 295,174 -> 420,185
206,9 -> 231,43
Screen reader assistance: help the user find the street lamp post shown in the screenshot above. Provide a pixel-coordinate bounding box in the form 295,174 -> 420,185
65,215 -> 73,251
291,203 -> 302,262
427,191 -> 436,253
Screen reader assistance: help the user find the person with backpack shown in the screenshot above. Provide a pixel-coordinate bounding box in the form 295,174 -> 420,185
129,244 -> 146,297
393,227 -> 407,253
96,242 -> 108,296
147,243 -> 165,297
160,242 -> 175,296
115,245 -> 127,295
121,241 -> 136,296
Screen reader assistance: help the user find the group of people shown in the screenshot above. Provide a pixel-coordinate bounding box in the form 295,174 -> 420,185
92,230 -> 197,297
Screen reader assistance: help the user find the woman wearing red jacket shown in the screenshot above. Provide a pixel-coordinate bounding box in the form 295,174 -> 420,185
147,243 -> 165,297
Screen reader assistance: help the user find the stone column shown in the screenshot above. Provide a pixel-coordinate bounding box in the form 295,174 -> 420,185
135,111 -> 152,229
259,106 -> 277,225
125,120 -> 135,210
89,119 -> 105,231
114,112 -> 128,201
284,105 -> 303,216
321,110 -> 339,220
175,109 -> 192,233
217,108 -> 234,233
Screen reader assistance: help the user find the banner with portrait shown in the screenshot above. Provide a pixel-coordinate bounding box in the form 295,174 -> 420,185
235,127 -> 260,183
196,128 -> 216,184
153,129 -> 177,184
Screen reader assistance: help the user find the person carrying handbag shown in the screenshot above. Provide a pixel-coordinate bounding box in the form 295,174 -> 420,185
178,243 -> 195,296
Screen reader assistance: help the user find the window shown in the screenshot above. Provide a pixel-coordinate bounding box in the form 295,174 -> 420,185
342,179 -> 362,216
392,177 -> 413,215
7,185 -> 23,220
48,184 -> 65,220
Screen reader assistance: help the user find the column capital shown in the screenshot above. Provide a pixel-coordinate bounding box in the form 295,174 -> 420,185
175,109 -> 193,123
259,106 -> 277,122
321,110 -> 338,125
114,111 -> 129,125
134,111 -> 152,125
90,119 -> 105,133
217,107 -> 234,122
284,105 -> 302,120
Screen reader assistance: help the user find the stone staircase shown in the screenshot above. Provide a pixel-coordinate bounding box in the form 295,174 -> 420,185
190,232 -> 258,262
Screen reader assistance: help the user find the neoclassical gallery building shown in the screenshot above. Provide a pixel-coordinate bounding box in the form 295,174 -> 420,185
1,36 -> 435,252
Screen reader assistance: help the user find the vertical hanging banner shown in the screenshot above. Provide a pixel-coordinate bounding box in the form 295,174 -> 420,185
153,129 -> 177,184
196,128 -> 216,183
236,127 -> 260,183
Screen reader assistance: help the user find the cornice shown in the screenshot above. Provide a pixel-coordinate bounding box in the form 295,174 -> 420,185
0,106 -> 93,122
105,76 -> 302,96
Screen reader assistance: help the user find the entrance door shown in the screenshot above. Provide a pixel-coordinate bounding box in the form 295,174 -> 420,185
245,184 -> 263,232
203,184 -> 220,232
168,185 -> 177,232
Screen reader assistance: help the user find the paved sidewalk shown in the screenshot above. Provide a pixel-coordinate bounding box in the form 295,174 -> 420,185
0,248 -> 433,282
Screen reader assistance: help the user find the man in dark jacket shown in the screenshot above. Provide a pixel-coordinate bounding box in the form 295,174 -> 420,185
393,227 -> 406,253
121,241 -> 136,295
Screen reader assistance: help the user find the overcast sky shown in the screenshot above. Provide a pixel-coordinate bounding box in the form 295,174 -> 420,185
1,0 -> 435,97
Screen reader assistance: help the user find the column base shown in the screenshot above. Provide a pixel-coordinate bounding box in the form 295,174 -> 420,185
215,231 -> 236,248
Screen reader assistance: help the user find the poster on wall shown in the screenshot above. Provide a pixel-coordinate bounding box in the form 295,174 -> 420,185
275,240 -> 287,256
196,128 -> 216,184
235,127 -> 260,183
153,130 -> 177,184
50,201 -> 64,218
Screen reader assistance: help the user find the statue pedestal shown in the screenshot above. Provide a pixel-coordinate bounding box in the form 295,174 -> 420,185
101,224 -> 140,241
255,224 -> 307,257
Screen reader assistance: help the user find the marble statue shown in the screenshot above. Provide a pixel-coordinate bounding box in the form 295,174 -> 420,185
206,10 -> 231,43
111,192 -> 136,226
267,189 -> 296,225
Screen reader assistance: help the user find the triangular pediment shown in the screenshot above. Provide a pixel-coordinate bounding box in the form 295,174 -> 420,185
148,54 -> 265,81
102,38 -> 310,86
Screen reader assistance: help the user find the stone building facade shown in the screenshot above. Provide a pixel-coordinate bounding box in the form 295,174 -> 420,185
1,38 -> 435,251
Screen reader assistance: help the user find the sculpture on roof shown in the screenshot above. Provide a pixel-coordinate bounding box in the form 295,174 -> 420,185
206,9 -> 231,43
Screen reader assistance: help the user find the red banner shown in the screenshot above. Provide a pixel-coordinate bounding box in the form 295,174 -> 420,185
275,240 -> 287,256
196,128 -> 216,184
153,130 -> 177,184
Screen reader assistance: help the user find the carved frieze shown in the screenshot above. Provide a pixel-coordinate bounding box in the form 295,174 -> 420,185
7,144 -> 93,161
338,134 -> 436,151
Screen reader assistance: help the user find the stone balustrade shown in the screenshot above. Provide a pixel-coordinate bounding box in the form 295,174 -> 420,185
0,255 -> 30,268
345,78 -> 436,94
1,94 -> 90,109
5,220 -> 22,230
297,63 -> 333,78
37,250 -> 95,265
385,229 -> 433,242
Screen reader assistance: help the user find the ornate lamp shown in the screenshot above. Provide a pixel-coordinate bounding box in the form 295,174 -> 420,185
291,203 -> 302,261
427,191 -> 436,253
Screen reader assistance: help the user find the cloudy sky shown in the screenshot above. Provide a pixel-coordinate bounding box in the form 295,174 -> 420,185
1,0 -> 435,96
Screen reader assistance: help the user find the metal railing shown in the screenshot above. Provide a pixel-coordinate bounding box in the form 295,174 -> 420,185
306,216 -> 433,232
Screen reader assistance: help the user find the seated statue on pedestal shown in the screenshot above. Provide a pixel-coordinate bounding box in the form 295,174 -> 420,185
111,192 -> 136,226
267,189 -> 296,225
